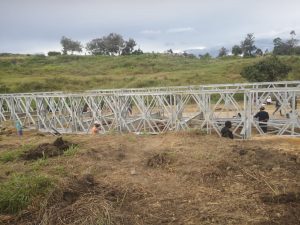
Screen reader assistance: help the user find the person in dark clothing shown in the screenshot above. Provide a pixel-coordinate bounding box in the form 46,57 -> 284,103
273,99 -> 283,116
254,106 -> 269,133
221,121 -> 233,139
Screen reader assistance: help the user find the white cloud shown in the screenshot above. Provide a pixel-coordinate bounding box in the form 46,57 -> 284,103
2,1 -> 300,53
187,46 -> 206,50
173,49 -> 184,54
166,27 -> 195,33
141,30 -> 161,35
255,28 -> 300,39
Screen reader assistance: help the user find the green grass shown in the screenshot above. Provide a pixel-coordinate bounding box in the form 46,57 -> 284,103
53,165 -> 68,176
0,174 -> 53,214
0,54 -> 299,93
31,158 -> 49,171
63,144 -> 79,157
0,144 -> 33,163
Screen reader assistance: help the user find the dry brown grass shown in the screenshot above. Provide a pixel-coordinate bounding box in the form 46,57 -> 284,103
0,129 -> 299,225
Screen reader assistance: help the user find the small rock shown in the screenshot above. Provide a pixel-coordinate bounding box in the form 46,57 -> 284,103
130,168 -> 137,175
272,166 -> 281,172
239,149 -> 247,156
289,155 -> 297,162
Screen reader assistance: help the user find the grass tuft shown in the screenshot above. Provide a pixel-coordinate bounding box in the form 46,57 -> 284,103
0,144 -> 33,163
63,144 -> 79,157
0,174 -> 53,214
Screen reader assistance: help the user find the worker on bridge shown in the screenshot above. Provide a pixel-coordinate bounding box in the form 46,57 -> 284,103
91,121 -> 101,134
254,106 -> 269,133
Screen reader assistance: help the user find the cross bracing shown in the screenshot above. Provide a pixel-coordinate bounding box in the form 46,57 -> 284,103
87,80 -> 300,94
0,81 -> 299,139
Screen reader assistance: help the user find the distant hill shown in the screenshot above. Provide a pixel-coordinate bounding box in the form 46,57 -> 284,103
0,54 -> 299,93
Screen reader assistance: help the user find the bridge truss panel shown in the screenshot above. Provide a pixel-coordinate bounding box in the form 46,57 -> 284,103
0,82 -> 299,139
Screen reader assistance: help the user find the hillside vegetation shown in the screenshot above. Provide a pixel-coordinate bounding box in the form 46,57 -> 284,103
0,54 -> 300,93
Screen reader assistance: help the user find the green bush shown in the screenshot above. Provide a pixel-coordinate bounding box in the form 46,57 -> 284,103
48,51 -> 62,56
0,174 -> 52,213
240,56 -> 292,82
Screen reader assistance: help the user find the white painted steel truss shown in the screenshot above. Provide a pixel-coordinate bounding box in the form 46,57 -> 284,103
0,81 -> 299,139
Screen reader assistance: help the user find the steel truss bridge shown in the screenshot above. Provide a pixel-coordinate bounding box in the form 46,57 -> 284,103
0,81 -> 299,139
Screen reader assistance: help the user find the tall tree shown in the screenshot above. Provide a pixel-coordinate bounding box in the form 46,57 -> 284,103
290,30 -> 296,38
273,31 -> 299,55
104,33 -> 125,55
241,33 -> 257,57
86,38 -> 107,55
255,48 -> 263,56
86,33 -> 137,56
121,38 -> 136,55
218,47 -> 228,57
287,30 -> 299,54
273,37 -> 288,55
60,36 -> 82,55
231,45 -> 242,56
166,49 -> 173,54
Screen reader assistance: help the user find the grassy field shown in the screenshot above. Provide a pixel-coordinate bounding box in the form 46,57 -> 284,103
0,54 -> 300,93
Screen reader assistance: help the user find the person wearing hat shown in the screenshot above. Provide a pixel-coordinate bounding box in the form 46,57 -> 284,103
91,121 -> 101,134
254,106 -> 269,133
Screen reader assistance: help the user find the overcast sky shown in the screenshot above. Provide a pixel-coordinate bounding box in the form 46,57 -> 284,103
1,0 -> 300,53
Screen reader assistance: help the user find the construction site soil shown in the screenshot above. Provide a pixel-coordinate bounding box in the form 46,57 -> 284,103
0,129 -> 300,225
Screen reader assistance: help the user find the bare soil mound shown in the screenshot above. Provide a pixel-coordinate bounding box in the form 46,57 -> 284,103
28,174 -> 149,225
260,192 -> 300,204
232,145 -> 300,171
0,127 -> 13,136
22,137 -> 75,160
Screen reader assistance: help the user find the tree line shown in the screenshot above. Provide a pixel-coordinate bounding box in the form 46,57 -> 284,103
49,33 -> 143,56
214,30 -> 298,83
47,31 -> 297,83
217,30 -> 299,58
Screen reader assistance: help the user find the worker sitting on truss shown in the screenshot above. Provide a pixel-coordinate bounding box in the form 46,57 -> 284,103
221,121 -> 233,139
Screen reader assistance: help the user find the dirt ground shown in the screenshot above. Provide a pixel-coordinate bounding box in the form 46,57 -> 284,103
0,129 -> 300,225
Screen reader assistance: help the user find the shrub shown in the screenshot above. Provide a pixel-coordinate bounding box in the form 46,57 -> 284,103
240,56 -> 292,82
48,51 -> 62,56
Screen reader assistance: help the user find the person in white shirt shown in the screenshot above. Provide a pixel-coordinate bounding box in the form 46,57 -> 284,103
266,96 -> 272,105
